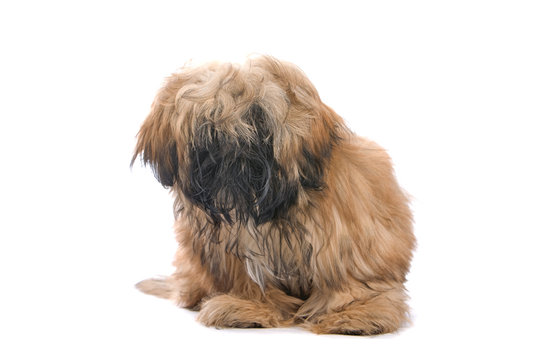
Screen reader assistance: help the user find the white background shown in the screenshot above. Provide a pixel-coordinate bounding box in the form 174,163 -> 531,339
1,1 -> 539,359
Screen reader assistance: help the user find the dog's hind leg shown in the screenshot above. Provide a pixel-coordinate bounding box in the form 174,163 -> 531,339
135,230 -> 216,310
136,277 -> 173,299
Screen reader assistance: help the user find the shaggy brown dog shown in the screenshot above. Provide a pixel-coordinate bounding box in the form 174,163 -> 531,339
132,56 -> 415,335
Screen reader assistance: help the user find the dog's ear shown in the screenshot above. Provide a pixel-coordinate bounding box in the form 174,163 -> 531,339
131,77 -> 183,187
253,56 -> 343,192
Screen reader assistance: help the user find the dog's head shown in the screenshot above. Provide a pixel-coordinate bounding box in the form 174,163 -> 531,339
132,56 -> 342,226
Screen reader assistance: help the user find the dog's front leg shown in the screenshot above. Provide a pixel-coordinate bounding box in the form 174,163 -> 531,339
299,281 -> 409,335
196,260 -> 303,329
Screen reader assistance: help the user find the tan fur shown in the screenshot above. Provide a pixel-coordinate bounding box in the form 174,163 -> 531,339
133,56 -> 415,335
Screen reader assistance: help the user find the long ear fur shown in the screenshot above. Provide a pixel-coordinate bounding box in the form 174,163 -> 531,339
251,56 -> 344,192
131,77 -> 182,187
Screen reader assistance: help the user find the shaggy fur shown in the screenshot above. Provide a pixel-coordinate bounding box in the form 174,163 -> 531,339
132,56 -> 415,335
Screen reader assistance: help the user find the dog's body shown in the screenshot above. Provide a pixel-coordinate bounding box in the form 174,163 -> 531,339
133,56 -> 415,335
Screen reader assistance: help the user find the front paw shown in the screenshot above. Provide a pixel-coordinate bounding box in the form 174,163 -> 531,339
309,314 -> 385,335
197,294 -> 282,328
307,309 -> 397,336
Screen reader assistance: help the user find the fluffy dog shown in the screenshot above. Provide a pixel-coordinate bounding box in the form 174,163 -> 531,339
132,56 -> 415,335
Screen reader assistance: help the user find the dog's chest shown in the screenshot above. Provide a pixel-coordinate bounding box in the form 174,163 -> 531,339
239,226 -> 313,298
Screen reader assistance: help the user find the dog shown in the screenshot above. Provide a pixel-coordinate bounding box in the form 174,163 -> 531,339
132,56 -> 415,335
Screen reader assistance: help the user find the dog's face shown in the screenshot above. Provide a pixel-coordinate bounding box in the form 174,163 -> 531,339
132,56 -> 342,226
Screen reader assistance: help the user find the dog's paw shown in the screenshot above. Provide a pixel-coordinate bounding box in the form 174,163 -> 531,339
197,294 -> 282,328
308,315 -> 386,335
